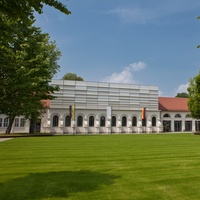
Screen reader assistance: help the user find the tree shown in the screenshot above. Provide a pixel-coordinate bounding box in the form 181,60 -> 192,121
175,92 -> 188,98
0,17 -> 60,134
0,1 -> 71,53
0,0 -> 71,21
187,72 -> 200,119
0,0 -> 70,134
62,73 -> 84,81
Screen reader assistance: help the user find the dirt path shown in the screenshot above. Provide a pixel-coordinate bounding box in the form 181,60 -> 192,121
0,138 -> 13,142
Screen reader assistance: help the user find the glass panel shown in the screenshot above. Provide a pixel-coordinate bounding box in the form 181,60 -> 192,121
132,116 -> 137,127
20,118 -> 25,127
152,117 -> 156,127
100,116 -> 106,127
14,118 -> 19,127
65,115 -> 71,127
53,115 -> 59,127
89,116 -> 94,127
77,116 -> 83,127
122,116 -> 127,127
4,118 -> 9,127
112,116 -> 116,127
0,118 -> 2,127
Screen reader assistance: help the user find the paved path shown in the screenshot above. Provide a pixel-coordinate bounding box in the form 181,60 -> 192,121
0,138 -> 13,142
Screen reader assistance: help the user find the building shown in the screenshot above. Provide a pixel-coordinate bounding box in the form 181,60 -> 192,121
43,80 -> 161,134
159,97 -> 199,132
0,80 -> 198,134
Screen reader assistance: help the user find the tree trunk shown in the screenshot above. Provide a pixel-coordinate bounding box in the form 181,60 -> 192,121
29,118 -> 35,134
5,116 -> 15,134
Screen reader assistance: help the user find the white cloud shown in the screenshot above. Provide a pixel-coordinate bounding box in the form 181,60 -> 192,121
176,82 -> 189,94
108,1 -> 200,24
102,61 -> 146,84
108,7 -> 154,24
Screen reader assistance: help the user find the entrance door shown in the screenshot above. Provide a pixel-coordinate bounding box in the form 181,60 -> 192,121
185,121 -> 192,132
174,121 -> 182,132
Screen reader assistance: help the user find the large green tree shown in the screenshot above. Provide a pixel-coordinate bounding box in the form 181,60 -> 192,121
187,16 -> 200,120
187,72 -> 200,119
0,0 -> 70,133
0,17 -> 60,134
62,73 -> 84,81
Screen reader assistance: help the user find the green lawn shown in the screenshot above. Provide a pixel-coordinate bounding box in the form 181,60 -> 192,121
0,134 -> 200,200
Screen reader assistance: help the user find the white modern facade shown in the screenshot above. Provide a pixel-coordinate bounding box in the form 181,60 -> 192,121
42,80 -> 162,134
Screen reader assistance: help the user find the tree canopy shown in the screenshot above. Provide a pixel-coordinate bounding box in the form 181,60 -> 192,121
0,0 -> 71,21
0,0 -> 71,133
175,92 -> 188,98
187,72 -> 200,119
62,73 -> 84,81
187,16 -> 200,119
0,17 -> 60,134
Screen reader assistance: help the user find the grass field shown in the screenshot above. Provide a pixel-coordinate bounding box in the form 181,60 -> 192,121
1,133 -> 200,200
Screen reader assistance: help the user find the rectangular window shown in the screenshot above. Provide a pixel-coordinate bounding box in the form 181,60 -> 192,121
20,118 -> 25,127
0,118 -> 2,127
4,118 -> 9,127
14,118 -> 19,127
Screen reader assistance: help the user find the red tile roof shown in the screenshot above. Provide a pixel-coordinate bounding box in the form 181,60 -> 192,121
158,97 -> 189,111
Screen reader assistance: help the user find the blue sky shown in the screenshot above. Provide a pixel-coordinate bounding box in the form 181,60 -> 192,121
34,0 -> 200,97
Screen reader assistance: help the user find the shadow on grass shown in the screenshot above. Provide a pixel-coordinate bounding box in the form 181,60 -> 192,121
0,170 -> 119,200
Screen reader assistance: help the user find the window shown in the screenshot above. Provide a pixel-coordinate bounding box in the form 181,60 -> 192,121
112,116 -> 116,127
122,116 -> 127,127
174,121 -> 182,131
175,114 -> 181,118
0,118 -> 2,127
14,118 -> 19,127
89,116 -> 94,127
152,116 -> 156,127
77,116 -> 83,127
4,118 -> 9,127
65,115 -> 71,127
100,116 -> 106,127
52,115 -> 59,127
185,114 -> 190,118
20,118 -> 25,127
185,121 -> 192,131
163,114 -> 170,117
132,116 -> 137,127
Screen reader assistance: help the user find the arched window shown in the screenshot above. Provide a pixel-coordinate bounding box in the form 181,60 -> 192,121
132,116 -> 137,127
112,116 -> 116,127
52,115 -> 59,127
100,116 -> 106,127
77,116 -> 83,127
163,114 -> 170,117
65,115 -> 71,127
122,116 -> 127,127
89,116 -> 94,127
152,116 -> 156,127
175,114 -> 181,118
